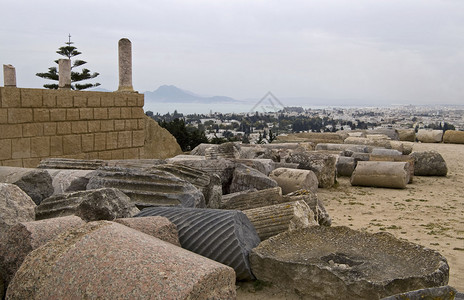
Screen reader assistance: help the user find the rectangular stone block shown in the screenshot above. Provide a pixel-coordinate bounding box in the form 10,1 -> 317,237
118,131 -> 132,148
71,121 -> 88,134
131,107 -> 144,119
22,123 -> 44,137
50,109 -> 67,121
123,148 -> 139,159
114,120 -> 125,131
79,108 -> 93,120
57,122 -> 72,135
22,157 -> 42,168
127,95 -> 138,106
0,139 -> 12,160
114,95 -> 127,107
8,108 -> 33,123
111,149 -> 125,159
56,92 -> 73,107
137,96 -> 144,107
108,107 -> 121,119
20,89 -> 43,107
2,159 -> 23,167
50,136 -> 63,156
94,108 -> 108,119
100,120 -> 114,132
42,90 -> 57,107
0,124 -> 22,138
74,96 -> 87,107
106,132 -> 118,150
132,130 -> 145,147
100,95 -> 114,107
88,120 -> 101,133
94,132 -> 106,151
98,150 -> 113,160
87,96 -> 101,107
82,134 -> 94,152
0,108 -> 7,123
66,108 -> 80,120
120,107 -> 131,118
125,119 -> 138,130
43,122 -> 57,136
138,119 -> 145,130
12,138 -> 31,159
33,109 -> 50,122
1,87 -> 20,107
30,136 -> 50,157
86,152 -> 100,159
63,135 -> 82,155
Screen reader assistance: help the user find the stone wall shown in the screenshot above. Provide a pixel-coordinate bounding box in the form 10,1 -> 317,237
0,87 -> 146,168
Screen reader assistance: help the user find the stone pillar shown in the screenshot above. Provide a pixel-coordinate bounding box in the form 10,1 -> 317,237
58,59 -> 71,89
117,38 -> 135,92
3,64 -> 16,87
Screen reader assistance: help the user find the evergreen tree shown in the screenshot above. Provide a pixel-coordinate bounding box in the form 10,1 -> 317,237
36,35 -> 100,90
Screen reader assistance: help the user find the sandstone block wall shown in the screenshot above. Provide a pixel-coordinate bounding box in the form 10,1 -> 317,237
0,87 -> 145,168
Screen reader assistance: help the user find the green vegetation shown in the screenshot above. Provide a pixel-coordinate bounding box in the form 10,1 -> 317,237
158,118 -> 208,151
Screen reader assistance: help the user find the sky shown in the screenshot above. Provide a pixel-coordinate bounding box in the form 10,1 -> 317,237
1,0 -> 463,106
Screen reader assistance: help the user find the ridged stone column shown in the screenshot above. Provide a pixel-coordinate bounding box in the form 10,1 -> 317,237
117,38 -> 135,92
3,64 -> 16,87
58,59 -> 71,89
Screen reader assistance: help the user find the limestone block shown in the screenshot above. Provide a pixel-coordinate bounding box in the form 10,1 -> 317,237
367,128 -> 399,140
0,166 -> 53,204
283,189 -> 332,226
337,156 -> 356,177
315,143 -> 369,154
114,216 -> 180,246
397,129 -> 416,142
416,129 -> 443,143
351,161 -> 410,189
45,169 -> 95,195
400,141 -> 414,155
345,136 -> 392,149
87,166 -> 205,208
410,151 -> 448,176
284,151 -> 338,188
0,183 -> 36,241
250,226 -> 449,300
270,167 -> 318,194
443,130 -> 464,144
199,142 -> 241,160
380,286 -> 457,300
136,206 -> 260,280
36,188 -> 139,221
0,216 -> 85,287
142,116 -> 182,159
243,200 -> 317,241
371,148 -> 402,156
6,221 -> 236,299
233,159 -> 275,176
3,64 -> 16,87
389,141 -> 405,154
219,187 -> 283,210
369,154 -> 415,183
229,164 -> 278,193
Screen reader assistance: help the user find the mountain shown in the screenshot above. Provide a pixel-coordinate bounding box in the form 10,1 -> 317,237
144,85 -> 238,103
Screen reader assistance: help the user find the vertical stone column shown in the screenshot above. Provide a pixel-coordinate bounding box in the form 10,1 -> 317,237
117,38 -> 135,92
58,59 -> 71,90
3,64 -> 16,87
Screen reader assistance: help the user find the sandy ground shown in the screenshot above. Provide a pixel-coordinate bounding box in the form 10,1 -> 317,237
237,142 -> 464,299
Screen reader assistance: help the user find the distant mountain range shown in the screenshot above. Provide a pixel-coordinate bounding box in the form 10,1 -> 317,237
144,85 -> 238,104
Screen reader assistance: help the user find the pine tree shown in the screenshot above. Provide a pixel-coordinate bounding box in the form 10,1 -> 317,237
36,35 -> 100,90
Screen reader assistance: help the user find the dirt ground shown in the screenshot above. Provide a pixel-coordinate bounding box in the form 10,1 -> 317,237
237,142 -> 464,299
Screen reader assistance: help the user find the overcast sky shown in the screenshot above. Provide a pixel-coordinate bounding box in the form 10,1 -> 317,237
1,0 -> 463,106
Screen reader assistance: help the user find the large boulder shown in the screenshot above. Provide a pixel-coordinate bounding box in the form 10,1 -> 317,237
351,161 -> 410,189
443,130 -> 464,144
411,151 -> 448,176
0,167 -> 53,205
416,129 -> 443,143
6,221 -> 236,299
0,216 -> 85,288
136,206 -> 260,280
250,226 -> 449,300
397,129 -> 416,142
114,216 -> 180,246
35,188 -> 140,221
45,169 -> 94,195
284,151 -> 338,188
269,168 -> 318,194
0,183 -> 36,241
229,164 -> 278,193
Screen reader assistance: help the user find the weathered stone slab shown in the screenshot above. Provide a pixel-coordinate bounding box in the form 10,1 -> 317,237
243,200 -> 317,241
283,189 -> 332,226
337,156 -> 356,177
416,129 -> 443,143
345,136 -> 393,149
229,164 -> 278,193
0,167 -> 53,205
369,154 -> 415,183
105,159 -> 166,169
219,187 -> 283,210
6,221 -> 236,299
367,128 -> 400,140
315,143 -> 369,154
250,226 -> 449,300
371,148 -> 402,156
443,130 -> 464,144
284,151 -> 338,188
270,167 -> 318,194
233,159 -> 275,176
136,206 -> 260,280
35,188 -> 139,221
380,285 -> 457,300
351,161 -> 410,189
0,216 -> 85,288
37,158 -> 107,170
0,183 -> 36,241
86,166 -> 205,208
114,216 -> 180,246
45,169 -> 94,195
411,151 -> 448,176
397,129 -> 416,142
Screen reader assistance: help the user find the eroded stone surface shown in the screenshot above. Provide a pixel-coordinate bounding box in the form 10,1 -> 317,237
269,168 -> 318,194
351,161 -> 410,189
45,169 -> 95,195
411,151 -> 448,176
114,216 -> 180,246
250,226 -> 449,300
283,189 -> 332,226
6,221 -> 236,299
443,130 -> 464,144
219,187 -> 282,210
416,129 -> 443,143
380,285 -> 457,300
229,164 -> 278,193
37,158 -> 107,170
